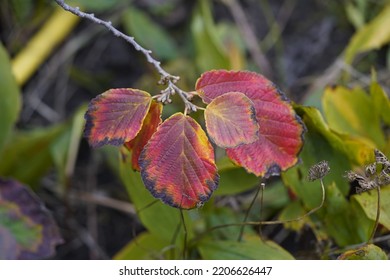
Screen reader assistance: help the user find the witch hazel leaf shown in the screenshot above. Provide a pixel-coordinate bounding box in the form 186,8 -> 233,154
196,70 -> 305,177
125,100 -> 163,171
84,88 -> 152,148
139,113 -> 219,209
205,92 -> 259,148
196,70 -> 274,104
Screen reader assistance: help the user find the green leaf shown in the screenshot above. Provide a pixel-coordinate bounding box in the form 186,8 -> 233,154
352,186 -> 390,230
215,22 -> 247,70
191,0 -> 230,72
10,0 -> 34,22
278,201 -> 306,232
322,183 -> 370,246
114,232 -> 171,260
202,206 -> 255,241
294,105 -> 374,166
50,106 -> 86,187
322,85 -> 385,148
0,125 -> 66,187
198,237 -> 294,260
282,109 -> 352,201
370,81 -> 390,125
0,43 -> 21,155
260,180 -> 290,219
338,244 -> 388,260
345,2 -> 365,29
122,7 -> 178,60
283,105 -> 373,246
119,147 -> 194,248
0,106 -> 87,188
344,4 -> 390,64
215,156 -> 259,196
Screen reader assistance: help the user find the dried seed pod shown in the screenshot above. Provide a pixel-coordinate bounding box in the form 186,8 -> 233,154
356,179 -> 378,194
375,149 -> 390,166
365,162 -> 377,177
307,160 -> 330,181
378,171 -> 390,186
346,150 -> 390,194
345,170 -> 365,182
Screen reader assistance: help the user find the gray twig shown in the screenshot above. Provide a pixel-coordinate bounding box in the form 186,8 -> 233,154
221,0 -> 272,78
54,0 -> 199,112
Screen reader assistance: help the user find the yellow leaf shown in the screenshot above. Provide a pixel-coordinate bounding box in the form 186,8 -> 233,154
345,5 -> 390,64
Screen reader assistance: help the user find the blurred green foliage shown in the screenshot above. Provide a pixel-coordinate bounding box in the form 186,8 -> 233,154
0,43 -> 21,154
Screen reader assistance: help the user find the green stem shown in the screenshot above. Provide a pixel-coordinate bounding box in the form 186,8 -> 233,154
368,186 -> 381,243
190,178 -> 326,245
237,182 -> 264,242
180,209 -> 188,260
169,221 -> 181,260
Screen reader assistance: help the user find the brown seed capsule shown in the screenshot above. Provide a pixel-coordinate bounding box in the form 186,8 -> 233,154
375,149 -> 390,166
307,160 -> 330,181
365,162 -> 377,177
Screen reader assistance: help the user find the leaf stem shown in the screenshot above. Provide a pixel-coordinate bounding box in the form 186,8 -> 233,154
237,182 -> 264,242
189,178 -> 326,245
368,186 -> 381,243
179,209 -> 188,260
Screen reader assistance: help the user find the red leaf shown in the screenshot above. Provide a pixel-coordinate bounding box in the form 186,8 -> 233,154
84,88 -> 152,148
125,100 -> 163,171
205,92 -> 259,148
196,70 -> 305,177
139,113 -> 219,209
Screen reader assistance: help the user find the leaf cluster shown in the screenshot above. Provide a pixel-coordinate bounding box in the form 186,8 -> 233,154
84,70 -> 305,209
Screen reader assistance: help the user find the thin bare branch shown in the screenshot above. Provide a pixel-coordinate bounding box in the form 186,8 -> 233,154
54,0 -> 176,83
221,0 -> 272,78
70,191 -> 136,215
54,0 -> 200,112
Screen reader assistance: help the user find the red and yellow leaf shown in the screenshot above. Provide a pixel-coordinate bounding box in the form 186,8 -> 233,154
125,101 -> 163,171
205,92 -> 259,148
196,70 -> 305,177
139,113 -> 219,209
84,88 -> 152,148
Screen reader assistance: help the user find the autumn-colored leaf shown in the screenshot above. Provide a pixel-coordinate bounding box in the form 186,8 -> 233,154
205,92 -> 259,148
125,101 -> 163,171
322,85 -> 385,148
84,88 -> 152,148
139,113 -> 219,209
338,244 -> 388,260
196,70 -> 305,177
0,178 -> 62,259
